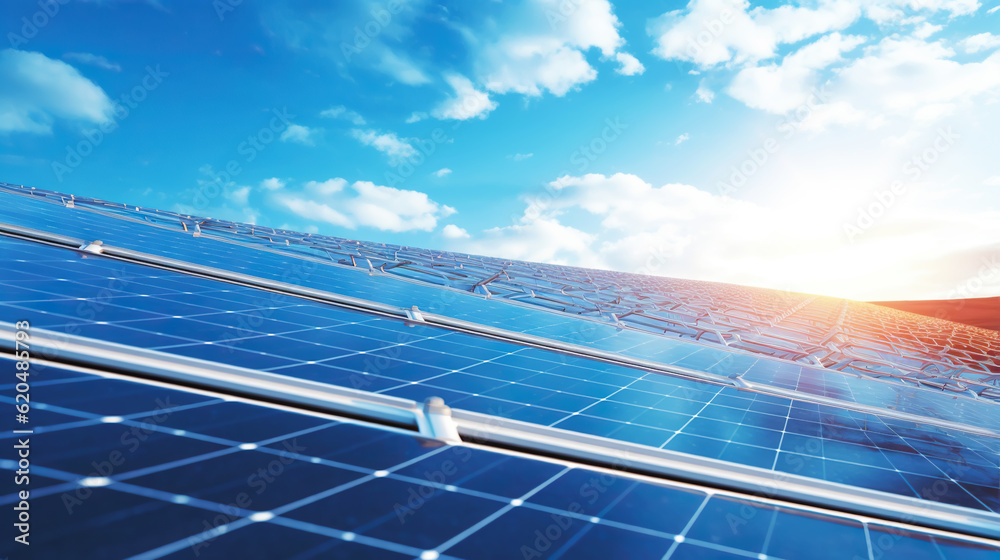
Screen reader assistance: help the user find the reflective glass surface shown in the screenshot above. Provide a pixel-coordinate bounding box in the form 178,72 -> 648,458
2,362 -> 994,560
1,236 -> 998,514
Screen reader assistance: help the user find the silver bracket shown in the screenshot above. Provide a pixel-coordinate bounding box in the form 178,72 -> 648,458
405,305 -> 425,323
416,397 -> 462,442
78,240 -> 104,254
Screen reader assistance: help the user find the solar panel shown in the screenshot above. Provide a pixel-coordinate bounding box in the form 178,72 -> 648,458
1,185 -> 999,556
2,360 -> 996,560
1,234 -> 997,517
6,183 -> 998,403
1,185 -> 996,432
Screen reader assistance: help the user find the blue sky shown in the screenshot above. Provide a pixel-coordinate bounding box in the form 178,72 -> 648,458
2,0 -> 999,301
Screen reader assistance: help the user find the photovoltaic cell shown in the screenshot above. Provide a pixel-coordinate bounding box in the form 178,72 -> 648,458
1,189 -> 996,432
1,362 -> 995,560
1,236 -> 998,515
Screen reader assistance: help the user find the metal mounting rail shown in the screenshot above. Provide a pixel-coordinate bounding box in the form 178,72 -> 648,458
0,221 -> 997,439
2,323 -> 998,542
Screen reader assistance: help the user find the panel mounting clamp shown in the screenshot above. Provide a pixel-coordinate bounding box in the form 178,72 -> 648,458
78,240 -> 104,254
406,305 -> 426,323
416,397 -> 462,442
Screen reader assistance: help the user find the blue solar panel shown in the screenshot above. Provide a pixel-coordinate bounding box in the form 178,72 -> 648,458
1,235 -> 998,517
2,361 -> 995,560
1,189 -> 996,432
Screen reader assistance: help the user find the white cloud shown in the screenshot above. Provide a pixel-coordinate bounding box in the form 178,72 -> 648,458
274,178 -> 456,233
448,172 -> 1000,300
264,1 -> 432,86
432,73 -> 498,120
960,33 -> 1000,54
376,49 -> 432,85
478,0 -> 638,98
442,224 -> 470,239
280,198 -> 353,229
462,216 -> 598,267
280,124 -> 317,145
861,0 -> 981,23
174,165 -> 258,224
727,33 -> 865,114
433,168 -> 452,177
798,36 -> 1000,131
0,49 -> 114,135
405,112 -> 428,124
320,105 -> 366,125
63,52 -> 121,72
695,80 -> 715,103
260,177 -> 286,191
305,178 -> 347,196
984,176 -> 1000,186
512,153 -> 534,161
649,0 -> 983,69
650,0 -> 861,68
912,22 -> 942,40
483,37 -> 598,97
227,185 -> 251,206
989,5 -> 1000,15
675,133 -> 690,145
614,52 -> 645,75
350,128 -> 418,163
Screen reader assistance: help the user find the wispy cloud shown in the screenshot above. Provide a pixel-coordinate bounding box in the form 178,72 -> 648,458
260,177 -> 286,191
320,105 -> 366,125
64,52 -> 122,72
280,124 -> 318,145
433,168 -> 452,177
350,128 -> 417,163
695,80 -> 714,103
273,178 -> 456,233
960,33 -> 1000,54
0,49 -> 114,135
432,73 -> 497,120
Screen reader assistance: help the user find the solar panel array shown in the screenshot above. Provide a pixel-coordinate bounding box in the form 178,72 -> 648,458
1,184 -> 998,558
3,183 -> 995,401
2,362 -> 997,559
0,184 -> 995,435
